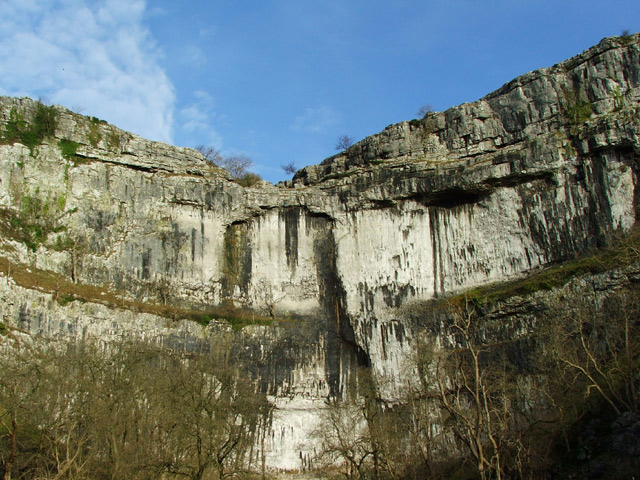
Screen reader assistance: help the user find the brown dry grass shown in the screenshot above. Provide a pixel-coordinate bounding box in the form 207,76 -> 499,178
0,255 -> 275,330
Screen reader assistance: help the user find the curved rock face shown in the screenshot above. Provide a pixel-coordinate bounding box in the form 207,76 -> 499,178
1,35 -> 639,469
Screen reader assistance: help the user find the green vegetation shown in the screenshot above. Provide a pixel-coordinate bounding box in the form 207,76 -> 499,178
613,85 -> 625,111
618,30 -> 634,46
56,293 -> 78,306
0,190 -> 68,251
0,102 -> 58,153
106,129 -> 122,151
88,117 -> 103,147
562,88 -> 594,134
0,321 -> 7,335
90,116 -> 107,125
570,100 -> 594,125
56,194 -> 67,211
57,138 -> 80,159
223,227 -> 240,291
0,197 -> 272,329
53,234 -> 74,252
221,223 -> 254,299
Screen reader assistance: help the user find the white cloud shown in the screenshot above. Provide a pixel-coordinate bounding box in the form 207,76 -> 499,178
198,25 -> 217,38
181,45 -> 207,67
291,106 -> 340,133
194,90 -> 214,104
181,105 -> 210,133
0,0 -> 175,143
145,6 -> 168,18
177,92 -> 223,149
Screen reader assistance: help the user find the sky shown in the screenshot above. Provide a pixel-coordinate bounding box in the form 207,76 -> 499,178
0,1 -> 638,183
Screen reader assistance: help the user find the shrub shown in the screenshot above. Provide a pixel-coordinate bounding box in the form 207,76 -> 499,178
235,172 -> 262,187
5,191 -> 68,251
0,102 -> 58,153
562,88 -> 593,134
58,138 -> 80,159
106,130 -> 123,152
88,119 -> 102,147
619,30 -> 634,45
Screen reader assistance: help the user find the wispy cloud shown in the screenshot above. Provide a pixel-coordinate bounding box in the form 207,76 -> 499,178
181,45 -> 207,67
177,90 -> 223,148
291,106 -> 341,133
198,26 -> 217,38
0,0 -> 175,143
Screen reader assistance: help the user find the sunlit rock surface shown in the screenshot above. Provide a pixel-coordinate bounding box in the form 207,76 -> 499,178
1,35 -> 639,469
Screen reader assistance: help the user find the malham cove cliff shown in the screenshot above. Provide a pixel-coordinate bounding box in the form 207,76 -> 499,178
1,35 -> 639,473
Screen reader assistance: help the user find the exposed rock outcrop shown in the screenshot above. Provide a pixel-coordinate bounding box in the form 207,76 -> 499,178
1,34 -> 639,470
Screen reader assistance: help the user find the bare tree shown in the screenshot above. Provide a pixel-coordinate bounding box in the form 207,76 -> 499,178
316,397 -> 373,480
0,344 -> 42,480
405,337 -> 455,479
434,306 -> 504,479
220,154 -> 254,179
314,368 -> 403,480
546,293 -> 640,415
281,162 -> 297,175
413,301 -> 533,480
158,354 -> 270,480
417,104 -> 434,117
148,275 -> 175,306
335,134 -> 354,151
195,145 -> 223,164
0,338 -> 273,480
255,281 -> 285,318
30,345 -> 95,480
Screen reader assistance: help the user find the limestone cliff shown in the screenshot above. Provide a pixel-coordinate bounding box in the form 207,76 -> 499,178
1,34 -> 639,470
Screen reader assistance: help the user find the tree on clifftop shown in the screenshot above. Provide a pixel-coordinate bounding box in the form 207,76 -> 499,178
220,154 -> 254,179
335,134 -> 354,151
195,144 -> 222,164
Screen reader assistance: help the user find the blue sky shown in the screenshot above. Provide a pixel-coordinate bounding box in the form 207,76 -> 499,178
1,1 -> 638,183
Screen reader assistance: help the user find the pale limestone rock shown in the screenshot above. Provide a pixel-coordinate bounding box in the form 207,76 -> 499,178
1,34 -> 640,470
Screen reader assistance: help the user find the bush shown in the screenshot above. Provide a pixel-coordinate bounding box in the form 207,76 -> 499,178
235,172 -> 262,187
3,190 -> 68,251
0,102 -> 58,153
58,138 -> 80,159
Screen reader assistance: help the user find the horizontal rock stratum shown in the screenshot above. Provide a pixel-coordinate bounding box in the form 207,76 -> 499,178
0,34 -> 639,470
